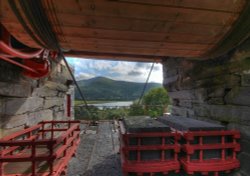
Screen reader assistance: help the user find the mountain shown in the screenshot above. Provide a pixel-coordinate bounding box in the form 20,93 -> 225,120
75,76 -> 162,101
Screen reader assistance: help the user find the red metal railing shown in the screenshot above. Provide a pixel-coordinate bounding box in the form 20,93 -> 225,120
119,121 -> 181,176
180,130 -> 241,176
0,120 -> 80,176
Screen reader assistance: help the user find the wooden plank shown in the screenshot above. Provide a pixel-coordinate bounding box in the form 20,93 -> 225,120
66,42 -> 208,53
60,25 -> 227,39
68,44 -> 203,57
112,0 -> 245,12
63,35 -> 217,46
4,22 -> 214,49
50,0 -> 241,25
4,22 -> 224,41
49,13 -> 233,35
65,50 -> 163,62
2,0 -> 238,27
52,14 -> 233,45
63,39 -> 212,51
0,0 -> 245,60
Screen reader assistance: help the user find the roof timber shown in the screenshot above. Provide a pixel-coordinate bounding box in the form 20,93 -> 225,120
0,0 -> 248,61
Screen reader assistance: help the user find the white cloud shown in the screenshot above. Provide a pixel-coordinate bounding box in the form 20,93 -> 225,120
66,57 -> 163,83
75,72 -> 95,80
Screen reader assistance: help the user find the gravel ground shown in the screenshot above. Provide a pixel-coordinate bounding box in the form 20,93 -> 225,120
67,121 -> 122,176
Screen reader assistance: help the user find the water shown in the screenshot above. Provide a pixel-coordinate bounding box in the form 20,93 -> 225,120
92,101 -> 133,108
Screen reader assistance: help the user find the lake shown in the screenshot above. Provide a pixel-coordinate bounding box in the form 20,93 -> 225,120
92,101 -> 133,108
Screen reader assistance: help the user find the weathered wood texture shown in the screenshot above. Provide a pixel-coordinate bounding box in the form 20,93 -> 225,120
0,0 -> 246,61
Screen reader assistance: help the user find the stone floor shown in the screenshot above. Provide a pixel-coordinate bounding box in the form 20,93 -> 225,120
67,121 -> 122,176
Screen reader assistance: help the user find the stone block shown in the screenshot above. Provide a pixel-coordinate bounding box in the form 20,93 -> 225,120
227,123 -> 250,140
189,59 -> 244,80
225,87 -> 250,106
123,116 -> 170,133
207,98 -> 224,105
32,87 -> 58,97
164,68 -> 178,78
4,97 -> 44,115
44,97 -> 64,109
240,139 -> 250,155
0,60 -> 22,82
239,171 -> 249,176
195,74 -> 240,88
0,99 -> 5,115
171,106 -> 190,117
179,100 -> 193,108
0,82 -> 31,97
27,109 -> 53,126
0,125 -> 25,138
53,110 -> 65,121
158,116 -> 225,131
193,104 -> 250,125
1,114 -> 28,129
241,73 -> 250,86
238,152 -> 250,175
168,88 -> 207,101
49,64 -> 72,84
45,81 -> 68,92
163,75 -> 178,85
207,87 -> 226,98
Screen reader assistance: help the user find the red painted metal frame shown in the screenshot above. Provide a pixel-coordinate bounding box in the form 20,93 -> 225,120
0,55 -> 39,74
22,58 -> 51,79
0,41 -> 44,59
0,120 -> 80,176
119,121 -> 181,176
180,130 -> 241,176
0,26 -> 54,79
66,94 -> 71,118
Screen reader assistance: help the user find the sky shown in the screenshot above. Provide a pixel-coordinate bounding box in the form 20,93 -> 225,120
66,57 -> 163,83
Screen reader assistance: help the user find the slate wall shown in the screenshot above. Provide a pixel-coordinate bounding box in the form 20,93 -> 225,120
162,40 -> 250,176
0,57 -> 74,138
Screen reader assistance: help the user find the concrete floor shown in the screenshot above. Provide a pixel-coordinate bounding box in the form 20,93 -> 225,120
67,121 -> 122,176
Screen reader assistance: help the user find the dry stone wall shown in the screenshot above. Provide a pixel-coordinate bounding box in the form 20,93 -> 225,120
162,41 -> 250,176
0,58 -> 74,138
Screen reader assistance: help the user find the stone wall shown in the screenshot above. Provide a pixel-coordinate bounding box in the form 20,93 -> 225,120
0,57 -> 74,138
162,41 -> 250,176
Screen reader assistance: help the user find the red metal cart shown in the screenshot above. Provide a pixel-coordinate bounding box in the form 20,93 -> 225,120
181,130 -> 241,176
158,116 -> 241,176
119,120 -> 181,176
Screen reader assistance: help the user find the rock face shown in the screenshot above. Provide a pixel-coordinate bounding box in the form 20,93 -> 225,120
162,41 -> 250,175
0,58 -> 74,138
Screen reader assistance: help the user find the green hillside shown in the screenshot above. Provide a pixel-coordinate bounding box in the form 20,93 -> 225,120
75,77 -> 162,101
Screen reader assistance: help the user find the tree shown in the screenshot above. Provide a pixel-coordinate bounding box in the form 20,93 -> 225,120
128,87 -> 170,117
142,87 -> 170,117
128,103 -> 145,116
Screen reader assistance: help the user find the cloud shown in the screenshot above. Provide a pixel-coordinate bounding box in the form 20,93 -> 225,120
75,72 -> 95,80
66,57 -> 163,83
127,70 -> 142,76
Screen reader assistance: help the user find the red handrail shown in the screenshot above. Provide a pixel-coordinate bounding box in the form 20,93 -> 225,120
0,120 -> 81,176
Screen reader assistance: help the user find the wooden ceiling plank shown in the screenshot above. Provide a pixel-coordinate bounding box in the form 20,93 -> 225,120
50,0 -> 241,26
63,34 -> 217,45
60,25 -> 227,39
68,43 -> 203,56
112,0 -> 245,13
